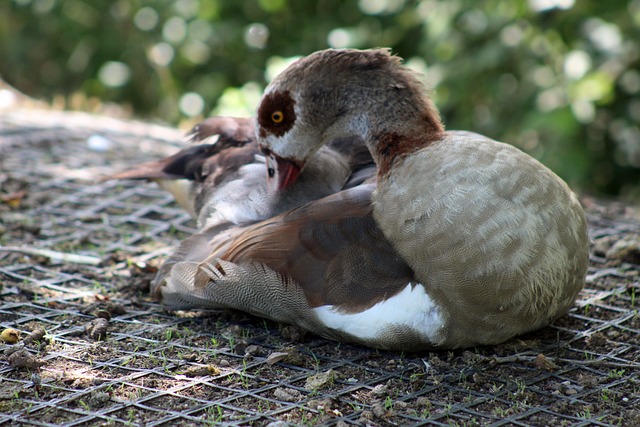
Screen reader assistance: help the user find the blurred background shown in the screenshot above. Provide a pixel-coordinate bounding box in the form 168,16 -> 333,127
1,0 -> 638,198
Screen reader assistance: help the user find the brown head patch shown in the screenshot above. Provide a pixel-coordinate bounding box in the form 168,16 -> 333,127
257,90 -> 296,137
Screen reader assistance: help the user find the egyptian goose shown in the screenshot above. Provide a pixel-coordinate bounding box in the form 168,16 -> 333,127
157,49 -> 589,351
109,116 -> 373,229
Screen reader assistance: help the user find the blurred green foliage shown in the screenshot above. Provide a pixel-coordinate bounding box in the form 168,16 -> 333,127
1,0 -> 639,197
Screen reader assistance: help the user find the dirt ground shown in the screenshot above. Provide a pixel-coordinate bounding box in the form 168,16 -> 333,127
1,106 -> 639,427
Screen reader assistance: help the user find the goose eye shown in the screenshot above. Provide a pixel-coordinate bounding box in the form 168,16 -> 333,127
257,90 -> 295,137
271,111 -> 284,124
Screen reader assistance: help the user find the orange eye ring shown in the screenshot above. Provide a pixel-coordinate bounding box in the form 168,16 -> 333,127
271,111 -> 284,124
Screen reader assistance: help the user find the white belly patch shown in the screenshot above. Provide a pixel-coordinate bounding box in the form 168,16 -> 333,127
313,283 -> 443,343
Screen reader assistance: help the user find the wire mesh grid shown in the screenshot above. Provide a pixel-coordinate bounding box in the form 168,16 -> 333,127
1,109 -> 639,427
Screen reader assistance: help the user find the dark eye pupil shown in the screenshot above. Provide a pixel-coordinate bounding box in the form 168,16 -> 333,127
267,167 -> 275,178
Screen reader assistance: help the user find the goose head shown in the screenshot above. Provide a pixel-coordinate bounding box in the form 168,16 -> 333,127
256,48 -> 445,190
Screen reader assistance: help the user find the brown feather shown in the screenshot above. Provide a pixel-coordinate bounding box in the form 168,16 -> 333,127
187,116 -> 255,144
196,183 -> 416,313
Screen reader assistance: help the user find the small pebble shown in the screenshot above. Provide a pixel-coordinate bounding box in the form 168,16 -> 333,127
23,327 -> 46,346
266,351 -> 289,365
184,365 -> 211,377
305,369 -> 335,390
273,387 -> 300,402
372,402 -> 387,418
85,318 -> 108,341
244,344 -> 260,357
7,348 -> 45,369
89,391 -> 110,408
606,235 -> 640,264
1,328 -> 20,344
371,384 -> 388,397
94,309 -> 111,321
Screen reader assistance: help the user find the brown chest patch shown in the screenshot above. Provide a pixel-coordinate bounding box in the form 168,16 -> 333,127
375,130 -> 444,177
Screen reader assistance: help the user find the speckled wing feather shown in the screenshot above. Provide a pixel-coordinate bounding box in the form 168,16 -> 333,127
159,183 -> 415,313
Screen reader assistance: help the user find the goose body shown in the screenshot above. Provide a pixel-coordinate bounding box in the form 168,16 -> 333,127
155,49 -> 589,351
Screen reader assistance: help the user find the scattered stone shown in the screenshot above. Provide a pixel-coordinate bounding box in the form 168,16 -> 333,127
266,348 -> 303,366
371,384 -> 388,397
184,364 -> 221,377
207,364 -> 221,375
218,359 -> 230,367
233,339 -> 249,355
534,353 -> 559,371
326,408 -> 343,417
7,348 -> 45,369
1,328 -> 20,344
606,234 -> 640,265
94,309 -> 111,321
244,344 -> 261,357
335,420 -> 349,427
307,397 -> 333,410
23,327 -> 46,346
372,402 -> 388,419
273,387 -> 301,402
88,391 -> 110,408
305,369 -> 335,390
85,318 -> 108,341
181,353 -> 200,362
70,377 -> 93,389
592,235 -> 617,257
104,301 -> 127,316
555,380 -> 583,396
265,421 -> 289,427
266,351 -> 289,365
576,374 -> 598,388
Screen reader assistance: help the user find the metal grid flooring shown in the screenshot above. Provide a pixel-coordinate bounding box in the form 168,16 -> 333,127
1,109 -> 639,426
